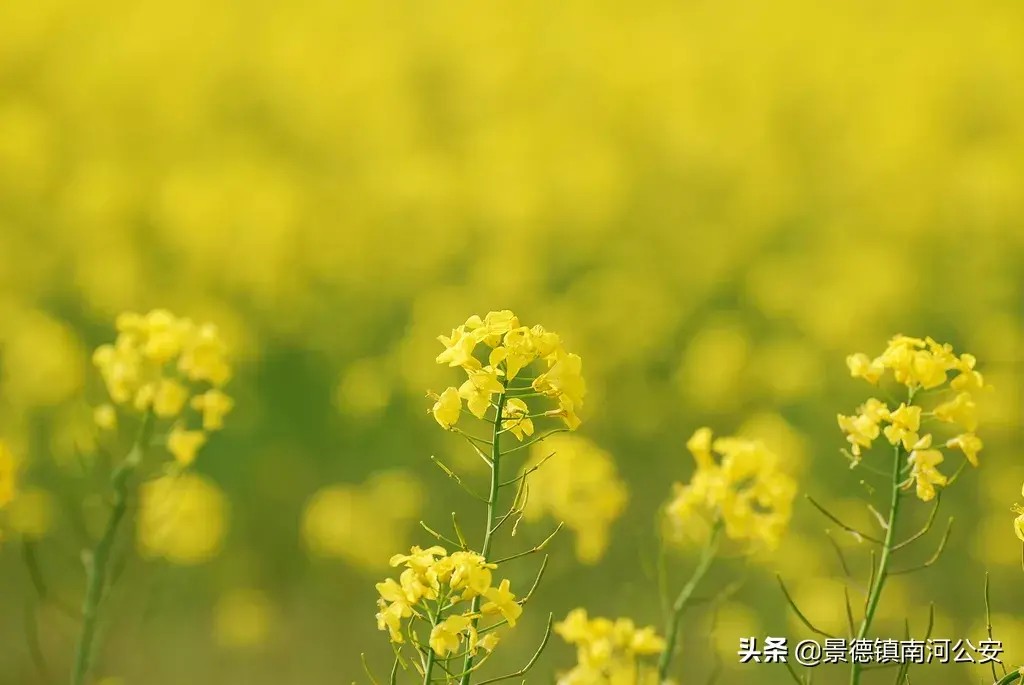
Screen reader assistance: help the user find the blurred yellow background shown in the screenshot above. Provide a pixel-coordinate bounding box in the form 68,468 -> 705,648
0,0 -> 1022,683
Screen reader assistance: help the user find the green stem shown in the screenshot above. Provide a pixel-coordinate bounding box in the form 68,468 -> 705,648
422,648 -> 436,684
849,439 -> 904,685
70,411 -> 155,685
459,383 -> 507,685
657,518 -> 723,681
997,671 -> 1022,685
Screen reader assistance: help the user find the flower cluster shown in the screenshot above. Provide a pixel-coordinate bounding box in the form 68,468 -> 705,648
664,428 -> 796,550
0,441 -> 17,547
92,309 -> 234,467
520,435 -> 628,564
839,335 -> 988,501
375,545 -> 522,659
429,310 -> 586,434
553,609 -> 668,685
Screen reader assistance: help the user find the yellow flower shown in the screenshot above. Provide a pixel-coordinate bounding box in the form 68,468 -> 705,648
837,405 -> 883,458
554,609 -> 667,683
375,598 -> 409,643
92,338 -> 142,404
167,426 -> 207,467
846,352 -> 884,384
951,360 -> 987,392
933,392 -> 978,432
544,394 -> 582,431
501,398 -> 534,441
389,545 -> 448,572
533,351 -> 586,408
488,327 -> 538,380
481,579 -> 522,627
142,309 -> 190,363
399,566 -> 438,603
465,310 -> 520,347
191,389 -> 235,431
946,433 -> 983,467
665,429 -> 795,550
458,366 -> 504,419
882,403 -> 922,450
686,427 -> 715,470
429,614 -> 472,656
554,608 -> 593,643
447,551 -> 496,599
133,382 -> 156,412
629,626 -> 666,654
436,326 -> 481,370
178,323 -> 232,386
153,378 -> 190,418
376,577 -> 411,605
0,442 -> 18,509
430,387 -> 462,429
905,436 -> 947,502
93,404 -> 118,431
469,629 -> 500,654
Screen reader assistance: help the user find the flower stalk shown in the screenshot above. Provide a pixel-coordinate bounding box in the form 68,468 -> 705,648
656,517 -> 723,681
458,380 -> 506,685
71,409 -> 156,685
848,440 -> 904,685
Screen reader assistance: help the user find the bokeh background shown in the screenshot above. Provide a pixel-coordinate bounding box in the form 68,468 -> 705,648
0,0 -> 1022,683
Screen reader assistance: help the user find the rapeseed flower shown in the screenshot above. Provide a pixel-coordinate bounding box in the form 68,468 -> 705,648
428,310 -> 586,435
554,609 -> 668,685
665,428 -> 796,550
92,309 -> 233,469
840,335 -> 990,501
374,544 -> 515,658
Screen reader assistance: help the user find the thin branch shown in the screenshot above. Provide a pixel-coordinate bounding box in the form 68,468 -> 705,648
822,531 -> 849,578
361,653 -> 381,685
841,449 -> 892,478
475,613 -> 554,684
891,495 -> 941,552
451,512 -> 469,550
776,575 -> 837,639
490,522 -> 563,565
867,504 -> 890,531
945,458 -> 970,487
986,573 -> 1007,679
890,517 -> 954,575
490,478 -> 529,536
420,521 -> 461,548
430,456 -> 487,502
390,650 -> 401,685
456,432 -> 494,468
478,555 -> 549,635
805,495 -> 883,544
454,428 -> 493,448
498,428 -> 568,456
499,451 -> 554,487
892,619 -> 912,682
864,549 -> 877,613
